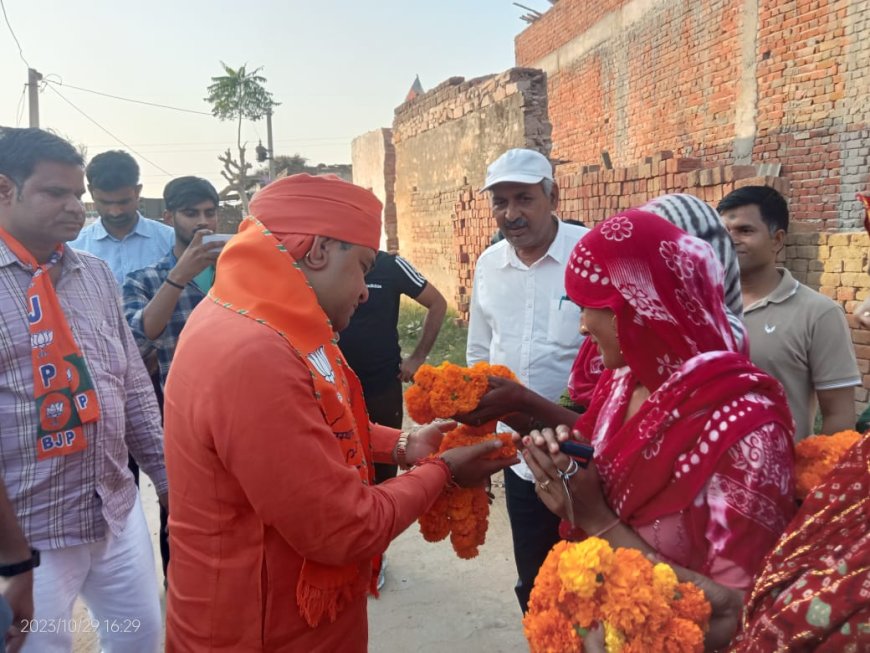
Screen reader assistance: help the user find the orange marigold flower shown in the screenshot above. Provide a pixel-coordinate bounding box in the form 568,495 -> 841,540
528,541 -> 569,613
672,582 -> 711,625
404,384 -> 435,424
523,608 -> 581,653
660,617 -> 705,652
418,508 -> 450,542
795,430 -> 862,499
412,364 -> 439,390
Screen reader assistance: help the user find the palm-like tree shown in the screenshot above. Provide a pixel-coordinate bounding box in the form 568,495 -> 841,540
205,62 -> 278,210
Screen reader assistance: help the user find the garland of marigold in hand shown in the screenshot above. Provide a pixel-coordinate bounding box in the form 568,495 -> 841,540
418,423 -> 516,559
523,538 -> 711,653
794,430 -> 862,500
408,362 -> 518,559
405,361 -> 516,423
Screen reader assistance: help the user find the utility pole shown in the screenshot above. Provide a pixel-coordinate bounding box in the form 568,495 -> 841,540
266,108 -> 276,180
28,68 -> 42,128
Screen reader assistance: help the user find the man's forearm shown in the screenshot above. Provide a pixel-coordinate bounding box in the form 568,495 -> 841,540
409,302 -> 447,361
820,412 -> 856,436
141,282 -> 184,341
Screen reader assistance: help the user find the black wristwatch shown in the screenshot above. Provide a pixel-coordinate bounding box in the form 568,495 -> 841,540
0,548 -> 40,577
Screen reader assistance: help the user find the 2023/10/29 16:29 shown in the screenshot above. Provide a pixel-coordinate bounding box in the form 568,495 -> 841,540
19,618 -> 142,633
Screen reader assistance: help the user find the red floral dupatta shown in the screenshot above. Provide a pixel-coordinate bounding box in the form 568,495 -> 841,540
566,211 -> 795,574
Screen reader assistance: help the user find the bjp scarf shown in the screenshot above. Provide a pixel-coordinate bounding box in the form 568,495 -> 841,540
565,211 -> 795,575
0,227 -> 99,460
731,434 -> 869,652
568,194 -> 746,406
208,215 -> 380,628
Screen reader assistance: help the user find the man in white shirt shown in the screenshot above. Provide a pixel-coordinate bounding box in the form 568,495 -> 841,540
466,149 -> 588,613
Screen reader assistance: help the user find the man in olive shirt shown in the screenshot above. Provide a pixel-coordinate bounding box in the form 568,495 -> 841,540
719,186 -> 860,441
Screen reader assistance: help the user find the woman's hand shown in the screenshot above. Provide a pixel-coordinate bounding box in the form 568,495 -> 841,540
521,425 -> 614,531
454,377 -> 525,426
404,421 -> 456,466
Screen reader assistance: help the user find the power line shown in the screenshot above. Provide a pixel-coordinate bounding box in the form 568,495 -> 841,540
15,83 -> 26,126
43,79 -> 213,116
0,0 -> 29,67
87,137 -> 353,150
44,83 -> 173,176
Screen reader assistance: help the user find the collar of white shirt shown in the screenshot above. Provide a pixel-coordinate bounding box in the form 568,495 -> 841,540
495,217 -> 577,269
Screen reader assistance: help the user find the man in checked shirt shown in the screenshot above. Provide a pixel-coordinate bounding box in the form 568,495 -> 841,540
0,128 -> 165,653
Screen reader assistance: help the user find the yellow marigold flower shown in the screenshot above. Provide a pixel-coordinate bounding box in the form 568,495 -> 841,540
604,621 -> 626,653
558,537 -> 614,598
652,562 -> 678,599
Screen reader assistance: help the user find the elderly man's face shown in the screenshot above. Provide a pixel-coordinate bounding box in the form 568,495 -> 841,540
490,181 -> 558,253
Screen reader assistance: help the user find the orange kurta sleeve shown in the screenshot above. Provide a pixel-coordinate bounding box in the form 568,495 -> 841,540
370,422 -> 401,463
209,327 -> 447,566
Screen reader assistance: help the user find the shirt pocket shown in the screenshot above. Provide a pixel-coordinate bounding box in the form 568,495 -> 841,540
547,297 -> 582,344
70,318 -> 128,382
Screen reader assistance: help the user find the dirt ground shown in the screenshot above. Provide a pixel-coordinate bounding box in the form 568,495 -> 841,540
70,474 -> 528,652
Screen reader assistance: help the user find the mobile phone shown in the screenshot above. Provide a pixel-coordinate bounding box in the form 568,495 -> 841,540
559,440 -> 594,468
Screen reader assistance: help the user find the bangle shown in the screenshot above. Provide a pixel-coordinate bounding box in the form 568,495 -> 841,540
589,517 -> 621,539
417,457 -> 457,487
165,277 -> 185,290
394,432 -> 410,470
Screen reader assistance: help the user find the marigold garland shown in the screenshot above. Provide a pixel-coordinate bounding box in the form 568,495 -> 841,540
405,361 -> 517,423
524,538 -> 711,653
794,430 -> 862,500
409,362 -> 518,559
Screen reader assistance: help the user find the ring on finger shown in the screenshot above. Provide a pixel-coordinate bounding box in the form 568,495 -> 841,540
537,479 -> 551,492
558,458 -> 580,480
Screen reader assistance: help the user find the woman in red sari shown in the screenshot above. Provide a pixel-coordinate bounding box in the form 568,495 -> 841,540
522,210 -> 796,591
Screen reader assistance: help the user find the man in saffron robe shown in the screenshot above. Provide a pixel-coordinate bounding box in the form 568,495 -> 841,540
163,174 -> 515,652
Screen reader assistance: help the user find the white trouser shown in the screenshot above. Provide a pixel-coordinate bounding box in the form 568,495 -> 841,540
22,495 -> 161,653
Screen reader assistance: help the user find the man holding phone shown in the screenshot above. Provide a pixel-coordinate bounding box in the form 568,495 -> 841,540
123,176 -> 225,391
122,176 -> 223,583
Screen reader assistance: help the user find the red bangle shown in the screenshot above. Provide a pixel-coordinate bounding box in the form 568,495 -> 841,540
417,457 -> 457,487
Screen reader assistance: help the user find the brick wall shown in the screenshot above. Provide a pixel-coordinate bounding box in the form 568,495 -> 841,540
351,128 -> 398,252
515,0 -> 870,229
786,231 -> 870,414
392,69 -> 551,304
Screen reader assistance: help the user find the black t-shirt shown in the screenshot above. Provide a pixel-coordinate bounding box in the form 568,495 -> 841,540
338,251 -> 427,391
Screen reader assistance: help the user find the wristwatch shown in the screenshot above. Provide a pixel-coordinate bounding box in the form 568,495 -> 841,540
0,548 -> 40,577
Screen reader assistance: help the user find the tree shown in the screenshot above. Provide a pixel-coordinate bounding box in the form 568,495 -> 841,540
205,62 -> 278,212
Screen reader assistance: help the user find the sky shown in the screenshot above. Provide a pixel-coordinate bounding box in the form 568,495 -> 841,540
0,0 -> 548,198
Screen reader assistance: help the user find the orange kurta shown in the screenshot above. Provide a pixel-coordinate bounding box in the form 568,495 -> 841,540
163,301 -> 449,652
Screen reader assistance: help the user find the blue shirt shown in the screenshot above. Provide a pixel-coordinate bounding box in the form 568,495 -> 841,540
122,250 -> 208,388
69,213 -> 175,286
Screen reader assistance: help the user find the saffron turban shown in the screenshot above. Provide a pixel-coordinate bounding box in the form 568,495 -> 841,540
249,174 -> 382,251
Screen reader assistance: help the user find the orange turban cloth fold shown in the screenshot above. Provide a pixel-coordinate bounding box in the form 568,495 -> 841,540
248,174 -> 382,252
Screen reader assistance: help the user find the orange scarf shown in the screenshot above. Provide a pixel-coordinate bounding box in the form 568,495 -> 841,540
0,228 -> 99,460
208,215 -> 380,627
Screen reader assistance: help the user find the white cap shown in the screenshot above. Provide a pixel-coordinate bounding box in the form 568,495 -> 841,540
481,149 -> 553,191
